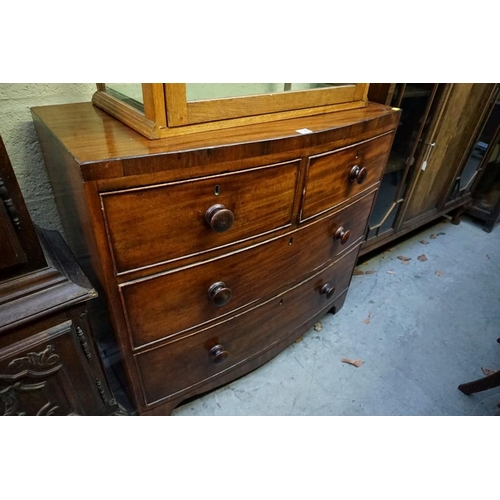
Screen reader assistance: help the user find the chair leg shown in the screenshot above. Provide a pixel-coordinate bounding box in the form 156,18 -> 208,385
458,369 -> 500,395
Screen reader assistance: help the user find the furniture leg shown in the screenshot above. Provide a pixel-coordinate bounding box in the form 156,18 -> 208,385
450,201 -> 472,225
458,369 -> 500,395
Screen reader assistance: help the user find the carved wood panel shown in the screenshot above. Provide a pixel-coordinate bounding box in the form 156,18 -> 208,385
0,322 -> 85,416
0,185 -> 26,271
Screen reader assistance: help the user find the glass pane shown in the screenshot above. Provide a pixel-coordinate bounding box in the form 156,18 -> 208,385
391,84 -> 435,164
367,84 -> 437,238
368,172 -> 400,230
380,203 -> 399,232
459,143 -> 484,189
186,83 -> 353,101
106,83 -> 144,110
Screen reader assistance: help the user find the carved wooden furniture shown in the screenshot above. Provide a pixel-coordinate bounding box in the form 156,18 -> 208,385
31,100 -> 400,415
361,83 -> 499,256
0,136 -> 122,416
92,83 -> 369,139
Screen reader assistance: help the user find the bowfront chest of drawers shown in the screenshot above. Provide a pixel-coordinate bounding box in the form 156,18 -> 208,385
32,102 -> 400,415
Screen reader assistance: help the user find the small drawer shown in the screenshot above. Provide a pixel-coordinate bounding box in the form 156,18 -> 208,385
100,159 -> 300,274
135,244 -> 359,406
301,132 -> 393,220
120,190 -> 375,349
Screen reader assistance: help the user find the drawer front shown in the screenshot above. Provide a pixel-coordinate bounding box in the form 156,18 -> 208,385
101,159 -> 300,274
301,132 -> 393,220
135,244 -> 359,405
121,190 -> 375,349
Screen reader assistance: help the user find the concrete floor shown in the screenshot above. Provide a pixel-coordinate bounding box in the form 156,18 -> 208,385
170,215 -> 500,416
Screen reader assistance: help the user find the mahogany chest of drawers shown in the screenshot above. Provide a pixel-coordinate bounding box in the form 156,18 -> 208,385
32,102 -> 399,415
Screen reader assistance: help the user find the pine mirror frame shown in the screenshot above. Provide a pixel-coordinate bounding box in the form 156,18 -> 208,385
92,83 -> 369,140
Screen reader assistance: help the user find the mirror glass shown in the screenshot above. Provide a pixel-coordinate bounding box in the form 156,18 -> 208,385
186,83 -> 353,101
106,84 -> 144,110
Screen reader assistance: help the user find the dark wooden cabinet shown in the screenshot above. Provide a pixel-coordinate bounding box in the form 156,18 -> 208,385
0,137 -> 46,278
1,297 -> 112,416
362,83 -> 498,255
0,136 -> 123,416
32,101 -> 399,415
467,90 -> 500,232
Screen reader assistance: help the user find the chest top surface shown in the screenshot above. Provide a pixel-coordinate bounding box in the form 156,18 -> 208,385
31,102 -> 398,171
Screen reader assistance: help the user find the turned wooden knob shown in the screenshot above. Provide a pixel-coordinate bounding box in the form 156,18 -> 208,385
348,165 -> 368,184
205,204 -> 234,232
320,283 -> 335,300
209,345 -> 229,365
334,226 -> 351,245
208,281 -> 232,307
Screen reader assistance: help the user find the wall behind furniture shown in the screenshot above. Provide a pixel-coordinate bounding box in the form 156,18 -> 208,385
0,83 -> 96,233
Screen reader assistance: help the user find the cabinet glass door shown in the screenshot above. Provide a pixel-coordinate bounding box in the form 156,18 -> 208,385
365,84 -> 440,242
447,93 -> 500,203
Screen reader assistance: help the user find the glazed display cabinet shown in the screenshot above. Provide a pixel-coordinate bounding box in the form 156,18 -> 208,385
361,83 -> 498,256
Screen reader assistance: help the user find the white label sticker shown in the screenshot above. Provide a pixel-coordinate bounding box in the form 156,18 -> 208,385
296,128 -> 313,135
421,160 -> 427,171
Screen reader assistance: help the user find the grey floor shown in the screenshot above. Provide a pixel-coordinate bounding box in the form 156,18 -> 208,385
169,215 -> 500,416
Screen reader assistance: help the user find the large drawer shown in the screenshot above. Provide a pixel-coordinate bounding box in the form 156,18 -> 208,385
100,159 -> 300,274
120,190 -> 376,349
135,243 -> 359,406
300,132 -> 393,220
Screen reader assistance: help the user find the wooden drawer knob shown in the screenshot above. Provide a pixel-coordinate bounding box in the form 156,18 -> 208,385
209,345 -> 229,365
320,283 -> 335,300
348,165 -> 368,184
205,204 -> 234,232
334,226 -> 351,245
208,281 -> 232,307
